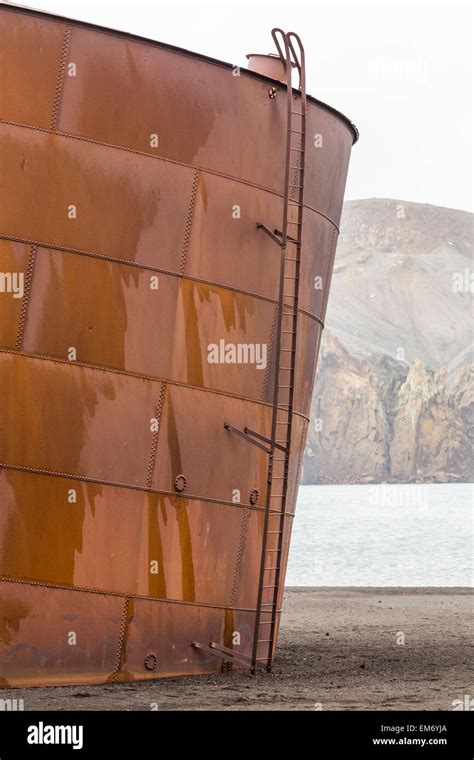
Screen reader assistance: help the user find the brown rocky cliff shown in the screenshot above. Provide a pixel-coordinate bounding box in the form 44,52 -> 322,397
302,199 -> 473,484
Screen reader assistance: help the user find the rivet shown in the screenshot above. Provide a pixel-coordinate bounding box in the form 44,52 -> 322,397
174,474 -> 187,493
268,86 -> 277,99
144,652 -> 158,671
249,488 -> 259,505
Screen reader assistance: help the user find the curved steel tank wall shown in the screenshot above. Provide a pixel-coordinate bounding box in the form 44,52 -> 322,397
0,7 -> 356,685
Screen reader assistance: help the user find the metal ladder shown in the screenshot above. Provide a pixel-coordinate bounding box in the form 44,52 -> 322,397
192,30 -> 306,673
251,29 -> 307,672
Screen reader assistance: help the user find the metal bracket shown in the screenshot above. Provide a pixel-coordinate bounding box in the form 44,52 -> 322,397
256,222 -> 284,247
244,426 -> 288,454
192,641 -> 252,667
274,228 -> 299,244
224,423 -> 287,454
224,422 -> 270,453
256,223 -> 299,247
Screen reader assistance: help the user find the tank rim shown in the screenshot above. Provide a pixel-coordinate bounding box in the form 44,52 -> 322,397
0,2 -> 359,144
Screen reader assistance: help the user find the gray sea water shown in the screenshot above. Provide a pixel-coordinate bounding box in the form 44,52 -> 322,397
286,483 -> 473,587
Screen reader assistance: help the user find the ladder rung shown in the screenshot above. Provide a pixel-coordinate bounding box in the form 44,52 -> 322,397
253,64 -> 308,664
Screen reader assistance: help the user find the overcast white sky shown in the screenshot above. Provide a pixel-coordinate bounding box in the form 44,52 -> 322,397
15,0 -> 474,212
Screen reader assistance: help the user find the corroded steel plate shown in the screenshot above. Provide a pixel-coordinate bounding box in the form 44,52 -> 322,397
0,5 -> 355,685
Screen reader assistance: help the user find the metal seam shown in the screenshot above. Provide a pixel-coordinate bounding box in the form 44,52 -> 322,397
320,226 -> 338,323
0,233 -> 278,306
298,308 -> 324,329
112,597 -> 130,681
186,271 -> 276,306
0,345 -> 273,411
180,170 -> 200,275
50,25 -> 71,131
146,383 -> 166,488
15,245 -> 37,350
261,302 -> 278,401
0,346 -> 309,421
0,461 -> 297,518
290,419 -> 308,515
229,507 -> 250,607
0,118 -> 341,233
0,5 -> 358,144
0,234 -> 328,324
0,576 -> 273,613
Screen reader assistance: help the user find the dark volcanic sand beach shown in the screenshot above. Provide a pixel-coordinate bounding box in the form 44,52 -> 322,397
2,588 -> 472,711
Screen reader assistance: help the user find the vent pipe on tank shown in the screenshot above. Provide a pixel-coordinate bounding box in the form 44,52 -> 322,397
246,52 -> 295,85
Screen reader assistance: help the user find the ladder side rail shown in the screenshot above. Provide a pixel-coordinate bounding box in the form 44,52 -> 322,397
251,29 -> 294,673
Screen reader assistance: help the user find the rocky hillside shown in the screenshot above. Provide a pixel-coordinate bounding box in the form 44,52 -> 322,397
303,199 -> 473,484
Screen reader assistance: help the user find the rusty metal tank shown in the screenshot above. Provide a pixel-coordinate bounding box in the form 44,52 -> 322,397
0,5 -> 357,686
